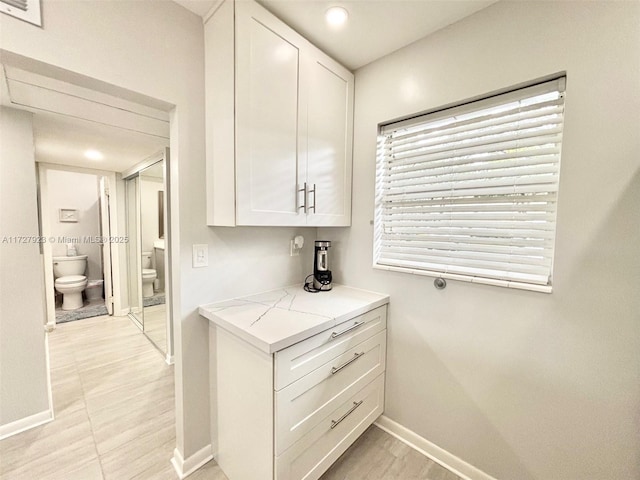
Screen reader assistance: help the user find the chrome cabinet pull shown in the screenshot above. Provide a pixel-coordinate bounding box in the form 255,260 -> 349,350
298,182 -> 308,213
330,400 -> 363,429
309,183 -> 316,213
330,320 -> 364,339
330,351 -> 364,375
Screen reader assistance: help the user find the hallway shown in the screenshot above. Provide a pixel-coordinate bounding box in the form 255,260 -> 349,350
0,315 -> 222,479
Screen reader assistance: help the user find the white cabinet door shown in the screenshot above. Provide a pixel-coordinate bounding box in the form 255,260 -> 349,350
205,0 -> 353,227
305,54 -> 353,227
235,1 -> 306,226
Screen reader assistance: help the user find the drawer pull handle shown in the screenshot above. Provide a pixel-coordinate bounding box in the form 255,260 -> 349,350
331,352 -> 364,375
331,321 -> 364,339
331,400 -> 363,429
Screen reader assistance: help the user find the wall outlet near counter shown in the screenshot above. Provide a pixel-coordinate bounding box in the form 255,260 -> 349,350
193,244 -> 208,267
290,235 -> 304,256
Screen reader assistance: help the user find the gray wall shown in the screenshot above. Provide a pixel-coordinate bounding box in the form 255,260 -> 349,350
319,2 -> 640,479
0,107 -> 50,427
46,169 -> 103,281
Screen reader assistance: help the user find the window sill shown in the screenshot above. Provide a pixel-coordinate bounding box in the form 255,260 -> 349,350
372,264 -> 552,294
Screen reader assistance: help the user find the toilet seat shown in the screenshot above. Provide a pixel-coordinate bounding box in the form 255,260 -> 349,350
141,269 -> 157,298
142,269 -> 157,279
55,275 -> 87,287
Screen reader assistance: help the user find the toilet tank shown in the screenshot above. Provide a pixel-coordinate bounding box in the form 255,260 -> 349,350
142,251 -> 152,269
53,255 -> 88,277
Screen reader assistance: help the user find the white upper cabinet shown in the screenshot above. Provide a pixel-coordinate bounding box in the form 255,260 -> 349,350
305,53 -> 353,226
205,0 -> 354,227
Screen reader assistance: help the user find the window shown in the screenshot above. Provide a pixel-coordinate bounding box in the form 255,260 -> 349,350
374,76 -> 566,292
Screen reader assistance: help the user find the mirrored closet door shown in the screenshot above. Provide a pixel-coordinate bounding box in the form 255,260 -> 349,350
124,150 -> 170,358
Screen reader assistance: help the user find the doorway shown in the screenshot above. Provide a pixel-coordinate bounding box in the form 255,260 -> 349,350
1,63 -> 174,362
38,164 -> 120,326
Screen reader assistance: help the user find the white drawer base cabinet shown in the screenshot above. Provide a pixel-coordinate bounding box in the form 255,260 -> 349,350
204,288 -> 388,480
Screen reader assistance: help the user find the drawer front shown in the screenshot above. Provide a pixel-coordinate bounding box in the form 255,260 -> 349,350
275,374 -> 385,480
275,305 -> 387,390
275,330 -> 386,455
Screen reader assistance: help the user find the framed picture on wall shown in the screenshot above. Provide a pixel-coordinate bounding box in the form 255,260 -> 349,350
59,208 -> 78,222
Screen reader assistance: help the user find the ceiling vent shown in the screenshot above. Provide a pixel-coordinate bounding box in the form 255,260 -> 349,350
0,0 -> 42,27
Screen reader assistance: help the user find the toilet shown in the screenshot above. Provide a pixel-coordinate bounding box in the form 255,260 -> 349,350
141,251 -> 157,298
53,255 -> 88,310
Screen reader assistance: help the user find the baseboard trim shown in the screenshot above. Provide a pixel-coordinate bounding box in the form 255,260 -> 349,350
374,415 -> 497,480
171,444 -> 214,479
0,408 -> 54,440
165,354 -> 174,365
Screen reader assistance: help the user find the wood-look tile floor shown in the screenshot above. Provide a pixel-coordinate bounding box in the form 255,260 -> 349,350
0,314 -> 461,480
0,315 -> 222,480
319,426 -> 462,480
142,304 -> 167,354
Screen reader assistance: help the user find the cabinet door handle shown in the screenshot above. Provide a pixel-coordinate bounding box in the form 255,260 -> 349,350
307,183 -> 316,213
298,182 -> 307,213
330,320 -> 364,339
331,351 -> 364,375
330,400 -> 363,429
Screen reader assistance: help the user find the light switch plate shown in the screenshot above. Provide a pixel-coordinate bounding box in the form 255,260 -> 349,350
193,244 -> 208,268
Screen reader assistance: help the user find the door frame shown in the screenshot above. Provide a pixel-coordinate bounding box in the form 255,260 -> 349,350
38,162 -> 125,330
99,176 -> 114,315
3,50 -> 183,461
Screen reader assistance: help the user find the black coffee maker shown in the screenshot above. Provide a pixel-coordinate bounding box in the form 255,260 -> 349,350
305,241 -> 333,292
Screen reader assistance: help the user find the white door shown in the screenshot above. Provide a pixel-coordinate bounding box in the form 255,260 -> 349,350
99,176 -> 114,315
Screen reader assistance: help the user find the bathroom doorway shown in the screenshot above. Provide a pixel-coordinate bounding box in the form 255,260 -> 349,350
124,149 -> 172,360
1,61 -> 173,345
38,164 -> 121,326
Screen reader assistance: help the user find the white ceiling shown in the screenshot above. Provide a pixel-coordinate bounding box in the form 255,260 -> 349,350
32,113 -> 169,173
1,1 -> 497,173
175,0 -> 498,70
1,66 -> 169,173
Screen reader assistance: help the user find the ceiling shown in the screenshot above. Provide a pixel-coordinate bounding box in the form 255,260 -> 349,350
31,113 -> 169,173
0,65 -> 169,173
174,0 -> 498,70
1,1 -> 497,173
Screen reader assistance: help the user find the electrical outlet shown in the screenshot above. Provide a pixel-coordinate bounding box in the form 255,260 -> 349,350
290,235 -> 304,256
193,244 -> 208,267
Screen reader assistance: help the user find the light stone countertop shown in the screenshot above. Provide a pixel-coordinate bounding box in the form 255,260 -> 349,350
199,284 -> 389,353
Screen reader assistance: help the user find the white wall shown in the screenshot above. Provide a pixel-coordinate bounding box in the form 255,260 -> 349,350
0,0 -> 314,460
0,107 -> 50,428
46,169 -> 103,281
319,2 -> 640,479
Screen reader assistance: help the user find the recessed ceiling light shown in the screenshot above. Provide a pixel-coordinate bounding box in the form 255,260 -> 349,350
84,149 -> 104,161
325,6 -> 348,27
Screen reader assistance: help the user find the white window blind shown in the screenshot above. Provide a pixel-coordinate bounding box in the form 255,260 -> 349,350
374,77 -> 566,292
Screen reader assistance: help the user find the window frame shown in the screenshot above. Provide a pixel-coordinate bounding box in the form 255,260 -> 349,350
373,75 -> 566,293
